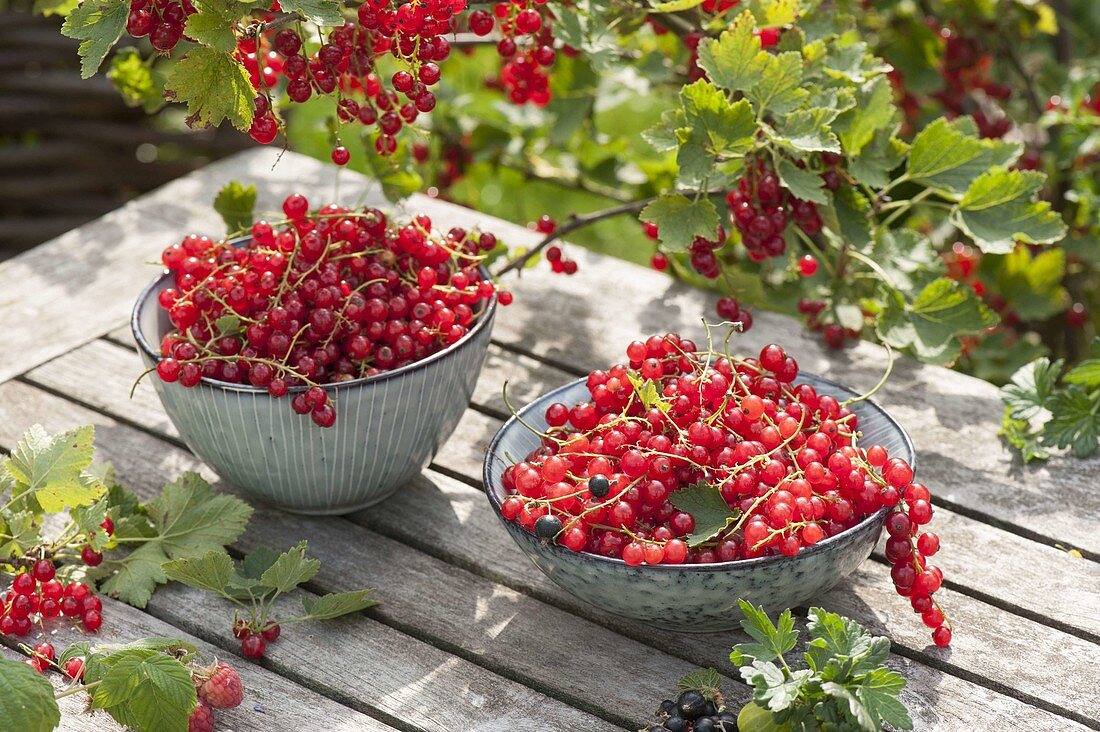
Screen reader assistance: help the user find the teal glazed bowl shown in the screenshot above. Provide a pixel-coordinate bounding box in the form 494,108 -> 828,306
484,375 -> 912,632
133,251 -> 496,515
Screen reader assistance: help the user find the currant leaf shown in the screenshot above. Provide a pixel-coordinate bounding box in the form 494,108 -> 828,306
60,0 -> 128,79
907,117 -> 1021,195
953,168 -> 1067,253
164,46 -> 254,130
640,194 -> 720,252
877,278 -> 999,365
259,541 -> 321,593
669,482 -> 740,547
696,12 -> 766,93
213,180 -> 257,234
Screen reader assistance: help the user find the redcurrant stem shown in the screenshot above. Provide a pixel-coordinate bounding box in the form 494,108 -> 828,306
842,344 -> 894,407
55,680 -> 102,699
501,381 -> 558,441
880,187 -> 935,228
492,196 -> 658,277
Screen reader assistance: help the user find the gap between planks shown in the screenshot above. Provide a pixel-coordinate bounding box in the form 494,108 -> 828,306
7,345 -> 1099,730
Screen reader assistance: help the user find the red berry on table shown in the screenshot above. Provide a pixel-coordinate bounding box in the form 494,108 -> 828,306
12,572 -> 35,595
188,699 -> 216,732
932,625 -> 952,647
241,633 -> 266,659
798,254 -> 818,277
331,146 -> 351,166
82,610 -> 103,632
498,291 -> 514,306
199,662 -> 244,708
64,657 -> 86,680
261,622 -> 281,642
33,642 -> 55,662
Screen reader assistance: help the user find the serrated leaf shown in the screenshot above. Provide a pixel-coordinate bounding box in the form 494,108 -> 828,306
678,668 -> 722,701
4,424 -> 101,512
213,180 -> 256,234
954,168 -> 1067,253
669,482 -> 740,547
259,541 -> 320,592
877,278 -> 999,365
279,0 -> 343,25
805,607 -> 889,677
748,0 -> 798,26
72,498 -> 112,552
822,42 -> 890,84
731,600 -> 798,665
1065,360 -> 1100,388
0,656 -> 61,732
640,195 -> 720,253
107,47 -> 164,111
183,0 -> 248,52
696,12 -> 764,93
747,51 -> 806,115
239,546 -> 283,579
1001,357 -> 1062,421
755,665 -> 814,712
777,159 -> 827,204
679,81 -> 757,155
1000,412 -> 1049,463
834,75 -> 896,156
35,0 -> 80,15
301,589 -> 378,620
162,549 -> 236,596
92,650 -> 195,732
829,187 -> 873,249
993,246 -> 1067,320
101,543 -> 170,607
626,373 -> 670,412
1040,386 -> 1100,458
0,510 -> 40,559
907,117 -> 1022,194
770,107 -> 841,154
61,0 -> 127,79
849,130 -> 908,188
164,46 -> 254,130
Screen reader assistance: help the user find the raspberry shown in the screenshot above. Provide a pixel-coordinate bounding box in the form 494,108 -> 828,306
188,699 -> 215,732
198,662 -> 244,709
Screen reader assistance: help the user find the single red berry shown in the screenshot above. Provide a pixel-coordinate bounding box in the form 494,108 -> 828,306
798,254 -> 819,277
82,610 -> 103,632
261,623 -> 281,642
64,657 -> 86,680
199,661 -> 244,708
82,546 -> 104,567
12,572 -> 36,595
932,625 -> 952,647
241,634 -> 266,659
33,642 -> 55,662
331,146 -> 351,166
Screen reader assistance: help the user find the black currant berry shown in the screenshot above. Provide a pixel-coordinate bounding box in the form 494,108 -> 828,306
534,514 -> 563,541
659,699 -> 676,716
694,718 -> 716,732
677,690 -> 707,720
662,715 -> 686,732
702,701 -> 718,717
588,474 -> 611,498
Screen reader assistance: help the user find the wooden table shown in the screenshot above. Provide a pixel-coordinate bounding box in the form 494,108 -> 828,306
1,148 -> 1097,731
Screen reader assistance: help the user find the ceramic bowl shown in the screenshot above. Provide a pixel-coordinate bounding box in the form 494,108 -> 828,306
133,251 -> 496,515
484,374 -> 912,632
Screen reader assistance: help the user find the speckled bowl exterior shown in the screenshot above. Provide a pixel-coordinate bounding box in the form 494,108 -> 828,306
132,251 -> 495,515
484,375 -> 913,632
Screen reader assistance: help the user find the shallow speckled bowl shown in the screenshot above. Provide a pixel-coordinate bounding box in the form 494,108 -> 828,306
133,246 -> 495,515
484,374 -> 912,632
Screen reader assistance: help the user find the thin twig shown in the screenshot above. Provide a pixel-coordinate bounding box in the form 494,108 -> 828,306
492,197 -> 657,277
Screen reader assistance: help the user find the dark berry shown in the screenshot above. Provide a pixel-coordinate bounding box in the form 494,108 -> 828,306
533,514 -> 563,541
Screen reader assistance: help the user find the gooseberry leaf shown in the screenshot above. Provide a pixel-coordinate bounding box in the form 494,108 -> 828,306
731,599 -> 798,664
669,482 -> 740,547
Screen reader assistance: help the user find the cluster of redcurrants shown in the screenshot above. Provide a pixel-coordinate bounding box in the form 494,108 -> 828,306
125,0 -> 194,52
499,334 -> 952,645
23,641 -> 87,679
154,194 -> 507,427
470,0 -> 557,105
232,615 -> 282,659
1,561 -> 104,638
726,167 -> 822,262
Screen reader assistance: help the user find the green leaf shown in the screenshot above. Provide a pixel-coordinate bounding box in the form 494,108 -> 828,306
259,541 -> 321,592
103,473 -> 251,607
669,482 -> 740,547
1065,360 -> 1100,388
770,107 -> 841,154
164,46 -> 254,130
107,47 -> 164,112
648,0 -> 704,11
992,246 -> 1067,320
679,81 -> 757,155
213,181 -> 256,234
754,665 -> 815,712
1001,357 -> 1062,420
868,230 -> 943,292
61,0 -> 127,79
731,600 -> 798,665
748,0 -> 798,26
954,169 -> 1067,253
34,0 -> 80,16
0,657 -> 61,732
4,424 -> 101,512
1000,412 -> 1049,463
747,51 -> 806,115
183,0 -> 248,52
804,607 -> 889,677
777,158 -> 827,204
855,667 -> 913,730
278,0 -> 344,25
737,701 -> 788,732
640,195 -> 720,253
73,498 -> 112,552
828,187 -> 873,249
1040,386 -> 1100,458
239,546 -> 283,579
162,549 -> 236,596
678,668 -> 722,702
822,42 -> 890,84
92,649 -> 196,732
877,278 -> 999,364
0,510 -> 40,559
907,118 -> 1022,194
301,589 -> 378,620
695,12 -> 765,93
834,76 -> 895,156
849,131 -> 908,188
626,373 -> 671,412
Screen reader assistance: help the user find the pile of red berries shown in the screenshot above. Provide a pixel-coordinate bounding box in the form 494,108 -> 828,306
189,660 -> 245,732
500,333 -> 952,645
469,0 -> 557,105
153,194 -> 507,427
726,166 -> 821,262
1,561 -> 103,637
125,0 -> 195,52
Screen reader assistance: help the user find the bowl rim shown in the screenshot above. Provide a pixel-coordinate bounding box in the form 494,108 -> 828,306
131,236 -> 498,394
483,372 -> 910,572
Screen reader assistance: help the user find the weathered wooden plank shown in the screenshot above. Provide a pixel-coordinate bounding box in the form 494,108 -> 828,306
12,347 -> 1095,726
0,380 -> 625,732
0,596 -> 395,731
30,337 -> 1100,642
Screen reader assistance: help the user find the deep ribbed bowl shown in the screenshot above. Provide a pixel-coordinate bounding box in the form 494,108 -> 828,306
133,255 -> 496,515
484,374 -> 912,632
